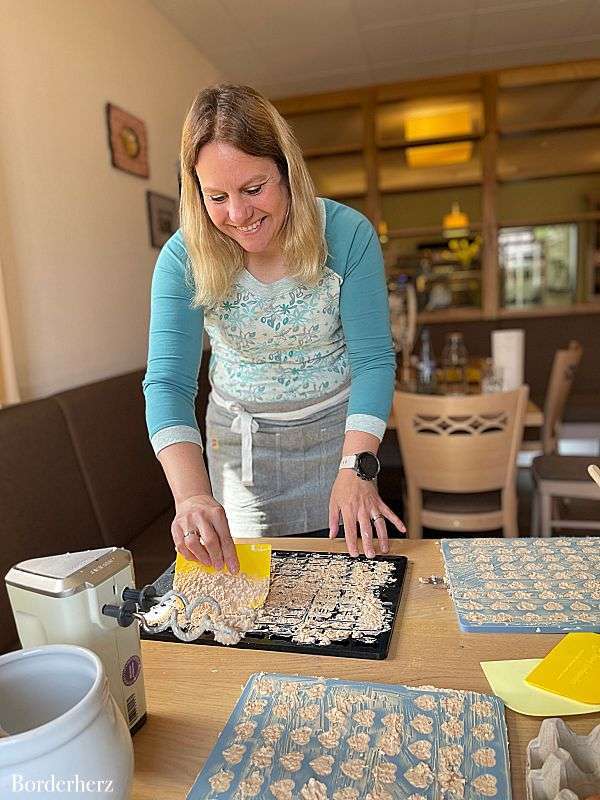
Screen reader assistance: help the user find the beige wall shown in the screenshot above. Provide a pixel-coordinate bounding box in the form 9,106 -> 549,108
0,0 -> 219,400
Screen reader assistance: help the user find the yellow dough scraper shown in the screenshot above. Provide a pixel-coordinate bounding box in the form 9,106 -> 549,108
525,632 -> 600,705
174,542 -> 272,608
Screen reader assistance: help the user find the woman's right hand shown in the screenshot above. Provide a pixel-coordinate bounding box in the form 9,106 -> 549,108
171,494 -> 239,574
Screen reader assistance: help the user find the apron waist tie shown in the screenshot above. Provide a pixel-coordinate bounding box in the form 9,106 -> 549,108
229,405 -> 258,485
210,385 -> 351,487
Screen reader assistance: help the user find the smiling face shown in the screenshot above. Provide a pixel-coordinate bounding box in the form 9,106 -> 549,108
196,141 -> 289,259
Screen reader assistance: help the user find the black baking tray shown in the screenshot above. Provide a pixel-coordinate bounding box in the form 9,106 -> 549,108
141,550 -> 408,660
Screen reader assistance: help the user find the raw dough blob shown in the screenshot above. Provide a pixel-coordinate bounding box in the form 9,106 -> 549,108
173,568 -> 269,645
333,789 -> 359,800
472,774 -> 498,796
405,763 -> 434,789
408,740 -> 432,760
269,779 -> 295,800
411,714 -> 434,735
347,732 -> 370,753
251,745 -> 275,768
208,769 -> 234,794
290,726 -> 313,746
279,751 -> 304,772
239,771 -> 263,798
472,747 -> 496,767
222,743 -> 246,765
310,754 -> 335,776
262,723 -> 284,744
300,778 -> 329,800
234,721 -> 256,740
340,759 -> 366,780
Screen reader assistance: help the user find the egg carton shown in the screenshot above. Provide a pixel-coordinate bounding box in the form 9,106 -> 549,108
526,717 -> 600,800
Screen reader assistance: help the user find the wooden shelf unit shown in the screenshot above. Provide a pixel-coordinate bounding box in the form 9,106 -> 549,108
500,116 -> 600,136
377,132 -> 482,150
274,58 -> 600,324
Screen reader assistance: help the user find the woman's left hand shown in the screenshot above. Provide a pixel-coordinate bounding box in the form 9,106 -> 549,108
328,470 -> 406,558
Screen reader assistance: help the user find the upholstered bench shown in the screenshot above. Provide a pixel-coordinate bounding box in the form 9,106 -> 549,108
0,362 -> 210,653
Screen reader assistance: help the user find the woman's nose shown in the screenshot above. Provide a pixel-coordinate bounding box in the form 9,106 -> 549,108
227,197 -> 253,224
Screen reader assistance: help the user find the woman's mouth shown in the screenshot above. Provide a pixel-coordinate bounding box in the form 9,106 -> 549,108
233,216 -> 266,235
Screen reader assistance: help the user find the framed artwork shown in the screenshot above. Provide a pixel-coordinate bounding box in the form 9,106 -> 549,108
106,103 -> 149,178
146,191 -> 178,249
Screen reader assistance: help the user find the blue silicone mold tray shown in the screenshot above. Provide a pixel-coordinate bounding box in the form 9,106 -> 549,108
441,537 -> 600,634
187,673 -> 511,799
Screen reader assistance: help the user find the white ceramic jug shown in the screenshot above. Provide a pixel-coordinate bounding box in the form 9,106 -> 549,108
0,644 -> 134,799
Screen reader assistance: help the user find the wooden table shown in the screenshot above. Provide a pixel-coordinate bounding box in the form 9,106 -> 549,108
387,397 -> 544,429
523,400 -> 544,428
131,538 -> 599,799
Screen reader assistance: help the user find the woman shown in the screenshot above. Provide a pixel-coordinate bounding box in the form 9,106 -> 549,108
143,84 -> 405,575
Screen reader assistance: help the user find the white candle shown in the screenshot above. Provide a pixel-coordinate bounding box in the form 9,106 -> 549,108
491,329 -> 525,391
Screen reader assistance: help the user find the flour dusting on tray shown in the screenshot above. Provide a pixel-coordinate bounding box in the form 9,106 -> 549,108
253,552 -> 397,645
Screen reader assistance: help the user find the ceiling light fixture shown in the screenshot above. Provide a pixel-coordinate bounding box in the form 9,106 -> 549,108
405,103 -> 473,169
443,202 -> 470,238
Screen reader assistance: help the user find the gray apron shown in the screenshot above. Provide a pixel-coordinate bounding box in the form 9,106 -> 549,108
205,396 -> 347,537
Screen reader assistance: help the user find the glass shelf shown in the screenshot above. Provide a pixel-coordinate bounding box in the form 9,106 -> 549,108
285,107 -> 363,154
306,153 -> 366,197
376,94 -> 483,147
379,143 -> 481,192
499,78 -> 600,132
498,128 -> 600,182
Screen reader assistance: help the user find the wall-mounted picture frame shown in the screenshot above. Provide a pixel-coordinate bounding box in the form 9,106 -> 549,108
106,103 -> 149,178
146,191 -> 178,249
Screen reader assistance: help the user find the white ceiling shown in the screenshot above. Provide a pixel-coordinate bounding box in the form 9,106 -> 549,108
151,0 -> 600,98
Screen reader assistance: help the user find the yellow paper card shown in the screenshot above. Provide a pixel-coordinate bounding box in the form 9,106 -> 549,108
480,658 -> 600,717
525,633 -> 600,705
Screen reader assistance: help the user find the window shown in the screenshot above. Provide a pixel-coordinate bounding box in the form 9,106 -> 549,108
499,224 -> 578,309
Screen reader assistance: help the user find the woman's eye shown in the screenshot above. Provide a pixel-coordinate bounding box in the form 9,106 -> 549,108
206,183 -> 264,202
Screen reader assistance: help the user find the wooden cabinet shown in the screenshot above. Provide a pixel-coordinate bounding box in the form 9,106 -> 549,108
274,59 -> 600,322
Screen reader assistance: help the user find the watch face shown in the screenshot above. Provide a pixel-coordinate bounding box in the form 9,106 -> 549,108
357,451 -> 380,480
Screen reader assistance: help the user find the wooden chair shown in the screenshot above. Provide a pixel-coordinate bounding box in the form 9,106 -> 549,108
531,456 -> 600,535
393,386 -> 529,538
527,340 -> 586,534
522,340 -> 582,456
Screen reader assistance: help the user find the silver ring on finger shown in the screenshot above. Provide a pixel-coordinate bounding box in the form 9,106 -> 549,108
183,529 -> 200,540
371,513 -> 384,522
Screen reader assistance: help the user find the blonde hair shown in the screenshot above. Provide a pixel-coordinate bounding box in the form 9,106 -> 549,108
180,84 -> 327,307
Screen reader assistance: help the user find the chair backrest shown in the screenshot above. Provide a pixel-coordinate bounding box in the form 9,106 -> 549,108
393,386 -> 529,494
542,340 -> 582,455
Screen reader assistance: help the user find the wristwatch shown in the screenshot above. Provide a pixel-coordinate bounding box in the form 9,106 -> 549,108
339,451 -> 380,481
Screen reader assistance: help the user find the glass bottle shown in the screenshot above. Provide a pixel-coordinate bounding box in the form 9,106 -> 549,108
416,327 -> 437,393
388,275 -> 416,385
480,357 -> 504,393
441,332 -> 468,395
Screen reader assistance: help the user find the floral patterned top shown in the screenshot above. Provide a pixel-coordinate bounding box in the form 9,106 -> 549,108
143,198 -> 395,454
